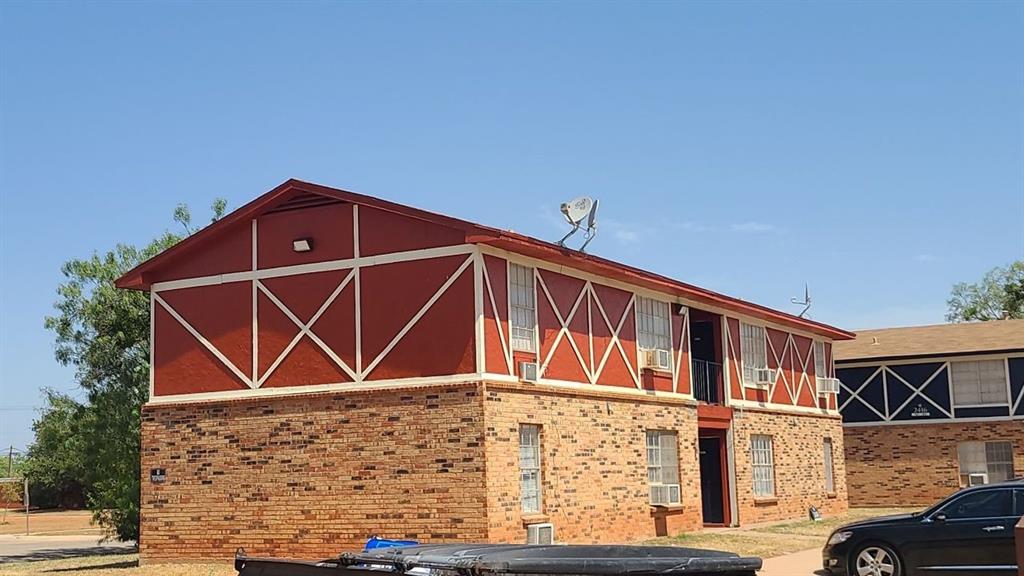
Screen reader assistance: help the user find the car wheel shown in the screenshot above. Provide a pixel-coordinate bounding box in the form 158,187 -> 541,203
851,544 -> 901,576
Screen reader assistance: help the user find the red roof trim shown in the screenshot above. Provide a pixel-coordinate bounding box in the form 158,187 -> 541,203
115,179 -> 853,341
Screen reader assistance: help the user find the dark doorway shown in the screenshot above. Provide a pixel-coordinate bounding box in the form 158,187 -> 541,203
690,320 -> 722,404
691,321 -> 716,361
698,434 -> 727,525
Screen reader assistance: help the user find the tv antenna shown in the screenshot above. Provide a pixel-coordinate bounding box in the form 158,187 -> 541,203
791,283 -> 812,318
556,196 -> 600,252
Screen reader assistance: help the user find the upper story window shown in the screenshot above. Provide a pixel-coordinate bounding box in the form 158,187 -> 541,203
636,296 -> 671,353
950,359 -> 1007,406
509,264 -> 536,352
740,322 -> 768,385
814,340 -> 827,378
646,430 -> 681,505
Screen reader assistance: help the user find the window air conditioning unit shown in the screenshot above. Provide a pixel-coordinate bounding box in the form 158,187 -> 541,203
816,377 -> 841,395
643,349 -> 672,371
526,523 -> 554,545
755,368 -> 775,385
519,361 -> 539,383
968,473 -> 989,486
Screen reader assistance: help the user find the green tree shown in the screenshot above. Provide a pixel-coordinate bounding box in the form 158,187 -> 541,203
39,199 -> 225,541
946,260 -> 1024,322
21,391 -> 88,509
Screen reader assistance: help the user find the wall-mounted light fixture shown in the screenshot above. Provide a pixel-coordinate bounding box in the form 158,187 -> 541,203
292,238 -> 313,252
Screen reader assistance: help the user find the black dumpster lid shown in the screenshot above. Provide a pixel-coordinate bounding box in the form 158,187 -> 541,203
342,544 -> 763,575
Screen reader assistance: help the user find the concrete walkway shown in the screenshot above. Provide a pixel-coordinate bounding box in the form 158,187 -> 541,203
0,534 -> 134,563
759,547 -> 827,576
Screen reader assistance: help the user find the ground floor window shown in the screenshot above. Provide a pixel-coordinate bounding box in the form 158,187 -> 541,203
823,438 -> 835,493
957,441 -> 1014,486
519,424 -> 542,512
751,434 -> 775,497
646,430 -> 681,505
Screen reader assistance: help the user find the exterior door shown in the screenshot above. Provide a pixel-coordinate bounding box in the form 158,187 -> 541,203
698,435 -> 725,525
914,487 -> 1017,572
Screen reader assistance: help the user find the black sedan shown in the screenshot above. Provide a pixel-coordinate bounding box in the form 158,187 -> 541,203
823,479 -> 1023,576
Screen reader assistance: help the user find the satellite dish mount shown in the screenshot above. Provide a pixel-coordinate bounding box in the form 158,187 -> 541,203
791,283 -> 812,318
556,196 -> 600,252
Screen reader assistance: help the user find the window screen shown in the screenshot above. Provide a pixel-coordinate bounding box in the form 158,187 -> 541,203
958,441 -> 1015,485
823,438 -> 835,493
519,424 -> 541,512
636,297 -> 671,352
741,323 -> 767,384
951,360 -> 1007,406
646,430 -> 680,505
751,434 -> 775,497
509,264 -> 536,352
814,341 -> 827,378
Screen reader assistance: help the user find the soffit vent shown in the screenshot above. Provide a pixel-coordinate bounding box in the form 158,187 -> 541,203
265,192 -> 345,215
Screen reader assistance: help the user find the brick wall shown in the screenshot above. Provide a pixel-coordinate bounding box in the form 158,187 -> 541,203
844,420 -> 1024,507
731,408 -> 848,524
481,382 -> 703,544
139,384 -> 488,563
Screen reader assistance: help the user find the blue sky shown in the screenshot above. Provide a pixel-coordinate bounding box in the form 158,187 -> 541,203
1,2 -> 1021,449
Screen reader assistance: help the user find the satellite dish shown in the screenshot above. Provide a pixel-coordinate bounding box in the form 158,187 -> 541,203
561,197 -> 594,226
790,283 -> 812,318
556,196 -> 599,252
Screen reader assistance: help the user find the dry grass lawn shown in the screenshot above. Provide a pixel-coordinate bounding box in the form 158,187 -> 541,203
649,506 -> 921,559
0,511 -> 101,536
0,554 -> 234,576
756,507 -> 919,538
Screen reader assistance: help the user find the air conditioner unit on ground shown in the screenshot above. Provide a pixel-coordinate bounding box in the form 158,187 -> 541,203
526,523 -> 554,545
643,349 -> 672,371
518,361 -> 539,383
967,473 -> 989,486
816,377 -> 841,395
755,368 -> 775,385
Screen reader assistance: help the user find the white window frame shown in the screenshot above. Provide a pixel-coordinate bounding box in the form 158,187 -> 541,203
636,296 -> 671,354
751,434 -> 776,497
740,322 -> 768,387
950,359 -> 1009,408
509,263 -> 537,353
519,424 -> 542,513
646,430 -> 681,505
957,441 -> 1015,486
823,437 -> 835,493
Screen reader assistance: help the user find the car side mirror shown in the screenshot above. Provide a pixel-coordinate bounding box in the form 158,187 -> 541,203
932,513 -> 947,523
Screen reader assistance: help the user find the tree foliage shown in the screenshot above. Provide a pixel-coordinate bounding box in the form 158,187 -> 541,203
20,391 -> 88,509
946,260 -> 1024,322
33,199 -> 225,541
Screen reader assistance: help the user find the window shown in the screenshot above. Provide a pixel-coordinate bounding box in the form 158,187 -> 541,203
814,341 -> 827,378
741,322 -> 767,385
509,264 -> 536,352
958,441 -> 1015,486
646,431 -> 680,505
938,489 -> 1014,519
519,424 -> 541,513
751,435 -> 775,497
636,297 -> 671,352
951,360 -> 1007,406
823,438 -> 835,493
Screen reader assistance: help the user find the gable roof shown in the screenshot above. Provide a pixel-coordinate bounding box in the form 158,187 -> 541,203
116,179 -> 854,341
834,319 -> 1024,362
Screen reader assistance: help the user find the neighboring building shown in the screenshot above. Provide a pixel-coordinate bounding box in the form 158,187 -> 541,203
834,320 -> 1024,506
117,179 -> 853,562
